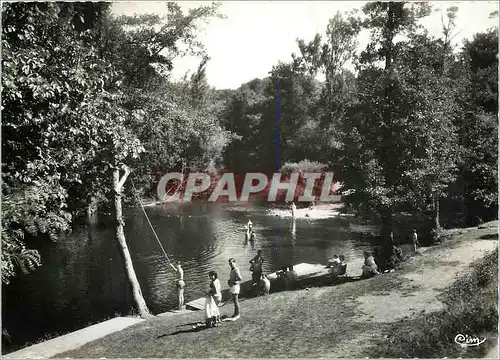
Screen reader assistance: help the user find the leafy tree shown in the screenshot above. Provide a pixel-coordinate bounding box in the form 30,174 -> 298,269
453,28 -> 498,225
223,78 -> 269,171
340,1 -> 461,245
1,2 -> 113,284
292,10 -> 361,165
1,1 -> 229,320
262,61 -> 322,168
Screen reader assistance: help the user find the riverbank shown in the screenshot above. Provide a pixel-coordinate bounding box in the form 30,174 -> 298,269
49,221 -> 497,358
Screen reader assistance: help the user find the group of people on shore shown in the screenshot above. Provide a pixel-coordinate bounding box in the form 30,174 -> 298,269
176,257 -> 243,329
361,229 -> 421,277
326,254 -> 348,279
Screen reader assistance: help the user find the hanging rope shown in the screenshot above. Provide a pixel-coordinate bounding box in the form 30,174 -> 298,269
130,178 -> 177,272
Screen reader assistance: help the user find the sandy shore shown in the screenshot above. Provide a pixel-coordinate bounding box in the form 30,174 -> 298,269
266,203 -> 346,219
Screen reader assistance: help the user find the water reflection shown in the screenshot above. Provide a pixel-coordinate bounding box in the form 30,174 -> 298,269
3,203 -> 375,353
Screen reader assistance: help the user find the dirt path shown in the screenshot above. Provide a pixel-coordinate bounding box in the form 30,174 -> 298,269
329,224 -> 497,357
57,222 -> 498,358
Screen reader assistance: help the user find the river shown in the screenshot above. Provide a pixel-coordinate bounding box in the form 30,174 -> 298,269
2,203 -> 374,353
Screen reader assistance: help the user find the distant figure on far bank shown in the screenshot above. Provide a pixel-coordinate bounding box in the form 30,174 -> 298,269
362,251 -> 379,278
176,261 -> 185,310
291,201 -> 297,219
412,229 -> 421,252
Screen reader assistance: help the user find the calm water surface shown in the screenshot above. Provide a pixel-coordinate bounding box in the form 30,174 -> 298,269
2,203 -> 374,353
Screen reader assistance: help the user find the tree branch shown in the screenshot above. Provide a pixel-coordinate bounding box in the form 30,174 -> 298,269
116,165 -> 131,192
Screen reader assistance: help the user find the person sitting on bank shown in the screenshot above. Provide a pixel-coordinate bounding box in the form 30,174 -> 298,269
329,255 -> 347,279
260,274 -> 271,295
338,255 -> 347,276
287,265 -> 299,289
327,254 -> 341,268
277,266 -> 289,291
362,251 -> 379,278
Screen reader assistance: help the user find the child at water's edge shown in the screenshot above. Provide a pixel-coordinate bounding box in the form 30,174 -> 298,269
208,271 -> 222,326
202,271 -> 221,328
176,261 -> 185,310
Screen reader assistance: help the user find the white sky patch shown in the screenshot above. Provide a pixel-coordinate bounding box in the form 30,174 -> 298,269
112,1 -> 498,89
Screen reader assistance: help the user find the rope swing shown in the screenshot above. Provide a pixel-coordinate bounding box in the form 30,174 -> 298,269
131,178 -> 177,272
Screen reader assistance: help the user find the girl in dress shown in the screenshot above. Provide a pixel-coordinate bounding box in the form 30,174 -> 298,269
205,271 -> 222,327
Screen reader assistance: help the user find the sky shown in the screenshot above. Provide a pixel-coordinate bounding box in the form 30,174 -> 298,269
112,1 -> 499,89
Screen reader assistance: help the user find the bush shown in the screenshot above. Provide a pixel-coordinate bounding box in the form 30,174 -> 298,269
371,249 -> 498,358
279,159 -> 326,175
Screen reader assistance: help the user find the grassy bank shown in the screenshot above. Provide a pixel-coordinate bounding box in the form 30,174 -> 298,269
57,222 -> 497,358
368,247 -> 498,358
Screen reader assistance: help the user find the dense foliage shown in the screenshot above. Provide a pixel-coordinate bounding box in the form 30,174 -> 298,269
1,2 -> 232,284
220,2 -> 497,235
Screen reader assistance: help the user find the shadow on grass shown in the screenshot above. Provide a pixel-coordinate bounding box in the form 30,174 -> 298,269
161,315 -> 233,337
479,233 -> 498,240
160,326 -> 208,337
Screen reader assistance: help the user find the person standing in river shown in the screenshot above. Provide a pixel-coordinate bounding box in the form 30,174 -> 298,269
176,261 -> 185,310
228,258 -> 242,321
244,226 -> 250,245
291,201 -> 297,219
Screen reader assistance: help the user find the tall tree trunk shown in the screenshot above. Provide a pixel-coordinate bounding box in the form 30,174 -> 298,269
380,208 -> 394,272
113,166 -> 151,318
433,195 -> 441,232
384,3 -> 395,71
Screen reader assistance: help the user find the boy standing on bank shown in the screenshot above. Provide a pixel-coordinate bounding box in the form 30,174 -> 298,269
228,258 -> 242,321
